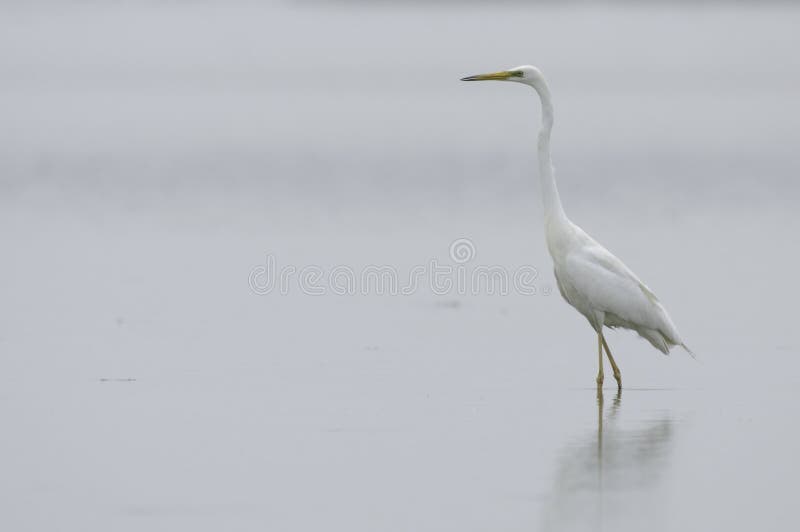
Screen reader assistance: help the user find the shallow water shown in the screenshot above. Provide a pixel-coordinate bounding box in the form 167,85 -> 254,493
1,2 -> 799,531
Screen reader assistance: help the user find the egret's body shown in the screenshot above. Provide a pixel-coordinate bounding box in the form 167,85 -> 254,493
462,66 -> 689,389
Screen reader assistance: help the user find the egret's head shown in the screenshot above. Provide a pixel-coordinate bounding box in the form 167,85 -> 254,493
461,65 -> 545,87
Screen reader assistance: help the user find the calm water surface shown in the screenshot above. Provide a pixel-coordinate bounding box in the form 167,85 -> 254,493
1,2 -> 798,530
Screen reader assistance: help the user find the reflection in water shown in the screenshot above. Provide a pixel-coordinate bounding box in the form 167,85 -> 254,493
541,390 -> 675,532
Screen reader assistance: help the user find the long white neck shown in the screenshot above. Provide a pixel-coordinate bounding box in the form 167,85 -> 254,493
531,81 -> 567,225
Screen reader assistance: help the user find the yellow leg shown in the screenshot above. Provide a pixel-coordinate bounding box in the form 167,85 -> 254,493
596,333 -> 604,387
600,334 -> 622,391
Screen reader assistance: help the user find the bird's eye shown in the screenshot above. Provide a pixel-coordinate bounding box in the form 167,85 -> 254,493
511,71 -> 524,77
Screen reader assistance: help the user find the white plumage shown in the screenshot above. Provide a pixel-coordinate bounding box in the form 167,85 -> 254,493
462,65 -> 690,389
552,223 -> 683,354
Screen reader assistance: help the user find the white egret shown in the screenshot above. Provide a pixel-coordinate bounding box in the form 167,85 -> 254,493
462,66 -> 691,390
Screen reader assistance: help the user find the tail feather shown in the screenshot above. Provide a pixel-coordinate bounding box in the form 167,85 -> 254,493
680,343 -> 697,360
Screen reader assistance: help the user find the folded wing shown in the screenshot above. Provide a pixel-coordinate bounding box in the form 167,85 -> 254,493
561,245 -> 682,354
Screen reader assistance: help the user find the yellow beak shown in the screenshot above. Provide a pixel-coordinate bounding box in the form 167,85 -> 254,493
460,70 -> 516,81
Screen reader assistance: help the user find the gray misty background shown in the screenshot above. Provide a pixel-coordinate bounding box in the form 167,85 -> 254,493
1,1 -> 799,531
